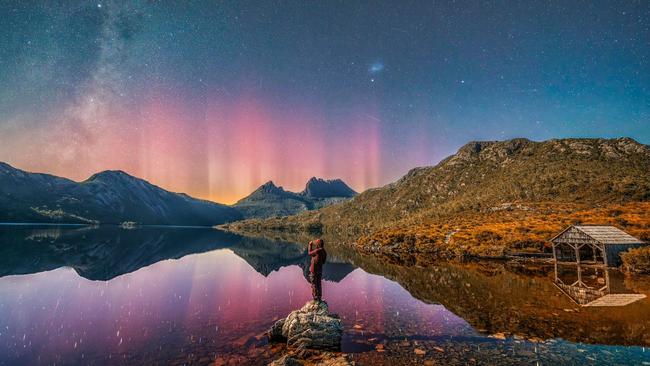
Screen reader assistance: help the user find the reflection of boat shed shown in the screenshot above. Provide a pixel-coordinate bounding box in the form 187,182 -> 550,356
554,263 -> 647,306
551,225 -> 646,267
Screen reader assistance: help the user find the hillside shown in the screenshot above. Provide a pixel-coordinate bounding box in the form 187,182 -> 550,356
222,137 -> 650,258
0,163 -> 241,225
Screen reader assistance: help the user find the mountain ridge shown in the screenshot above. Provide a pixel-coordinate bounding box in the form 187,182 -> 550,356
0,163 -> 242,225
0,163 -> 357,224
221,137 -> 650,256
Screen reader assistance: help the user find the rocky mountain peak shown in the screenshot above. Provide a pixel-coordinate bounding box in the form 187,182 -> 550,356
450,138 -> 534,165
301,177 -> 356,198
235,181 -> 293,206
256,181 -> 285,193
234,177 -> 357,218
457,140 -> 496,156
86,170 -> 137,183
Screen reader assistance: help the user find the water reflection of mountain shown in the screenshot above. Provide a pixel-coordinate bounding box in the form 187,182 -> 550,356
0,226 -> 235,280
3,226 -> 648,347
0,226 -> 355,282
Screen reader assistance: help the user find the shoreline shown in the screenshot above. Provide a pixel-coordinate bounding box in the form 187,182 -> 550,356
218,201 -> 650,275
0,222 -> 222,229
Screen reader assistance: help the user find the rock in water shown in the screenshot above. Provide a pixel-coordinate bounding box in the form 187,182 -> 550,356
269,300 -> 343,351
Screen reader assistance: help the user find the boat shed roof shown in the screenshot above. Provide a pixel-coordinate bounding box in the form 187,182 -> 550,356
552,225 -> 644,245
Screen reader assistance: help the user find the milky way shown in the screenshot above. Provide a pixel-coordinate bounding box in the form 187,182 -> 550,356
1,1 -> 649,203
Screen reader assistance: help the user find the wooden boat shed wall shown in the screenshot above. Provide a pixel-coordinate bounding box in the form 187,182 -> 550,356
551,225 -> 646,267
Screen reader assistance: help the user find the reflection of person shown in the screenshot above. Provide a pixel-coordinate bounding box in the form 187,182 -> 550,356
308,238 -> 327,302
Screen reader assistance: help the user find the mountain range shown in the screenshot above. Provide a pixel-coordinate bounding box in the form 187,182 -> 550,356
223,137 -> 650,259
0,163 -> 243,225
0,162 -> 356,225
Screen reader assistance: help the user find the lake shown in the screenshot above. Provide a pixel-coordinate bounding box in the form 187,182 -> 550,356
0,225 -> 648,365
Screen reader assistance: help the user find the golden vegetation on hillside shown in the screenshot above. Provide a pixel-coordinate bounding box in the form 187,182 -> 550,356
356,202 -> 650,264
222,138 -> 650,271
225,138 -> 650,238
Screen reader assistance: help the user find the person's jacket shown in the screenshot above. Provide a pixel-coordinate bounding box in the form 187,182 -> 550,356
308,247 -> 327,275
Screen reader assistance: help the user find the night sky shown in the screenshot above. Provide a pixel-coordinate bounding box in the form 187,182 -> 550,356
1,1 -> 649,203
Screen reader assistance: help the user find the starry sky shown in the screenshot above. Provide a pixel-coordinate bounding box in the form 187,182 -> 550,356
1,1 -> 649,203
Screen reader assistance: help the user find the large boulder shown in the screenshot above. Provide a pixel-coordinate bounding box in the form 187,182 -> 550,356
269,300 -> 343,351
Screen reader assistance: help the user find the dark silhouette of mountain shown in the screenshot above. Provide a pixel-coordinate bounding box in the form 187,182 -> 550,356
300,177 -> 356,199
0,163 -> 242,225
234,178 -> 357,219
0,163 -> 356,224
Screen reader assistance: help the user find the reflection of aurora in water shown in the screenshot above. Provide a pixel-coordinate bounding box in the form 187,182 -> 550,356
0,249 -> 470,364
0,226 -> 649,365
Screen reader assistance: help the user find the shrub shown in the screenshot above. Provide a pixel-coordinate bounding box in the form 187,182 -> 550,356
621,246 -> 650,274
507,239 -> 547,252
475,230 -> 502,243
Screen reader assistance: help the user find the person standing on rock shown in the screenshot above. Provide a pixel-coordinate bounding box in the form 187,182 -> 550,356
308,238 -> 327,302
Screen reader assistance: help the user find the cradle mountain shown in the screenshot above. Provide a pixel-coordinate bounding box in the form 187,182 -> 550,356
223,137 -> 650,261
233,177 -> 357,219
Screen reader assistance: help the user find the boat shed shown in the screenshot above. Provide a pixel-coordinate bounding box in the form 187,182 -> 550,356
551,225 -> 647,267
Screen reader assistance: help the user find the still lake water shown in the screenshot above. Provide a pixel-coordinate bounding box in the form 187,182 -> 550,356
0,225 -> 648,365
